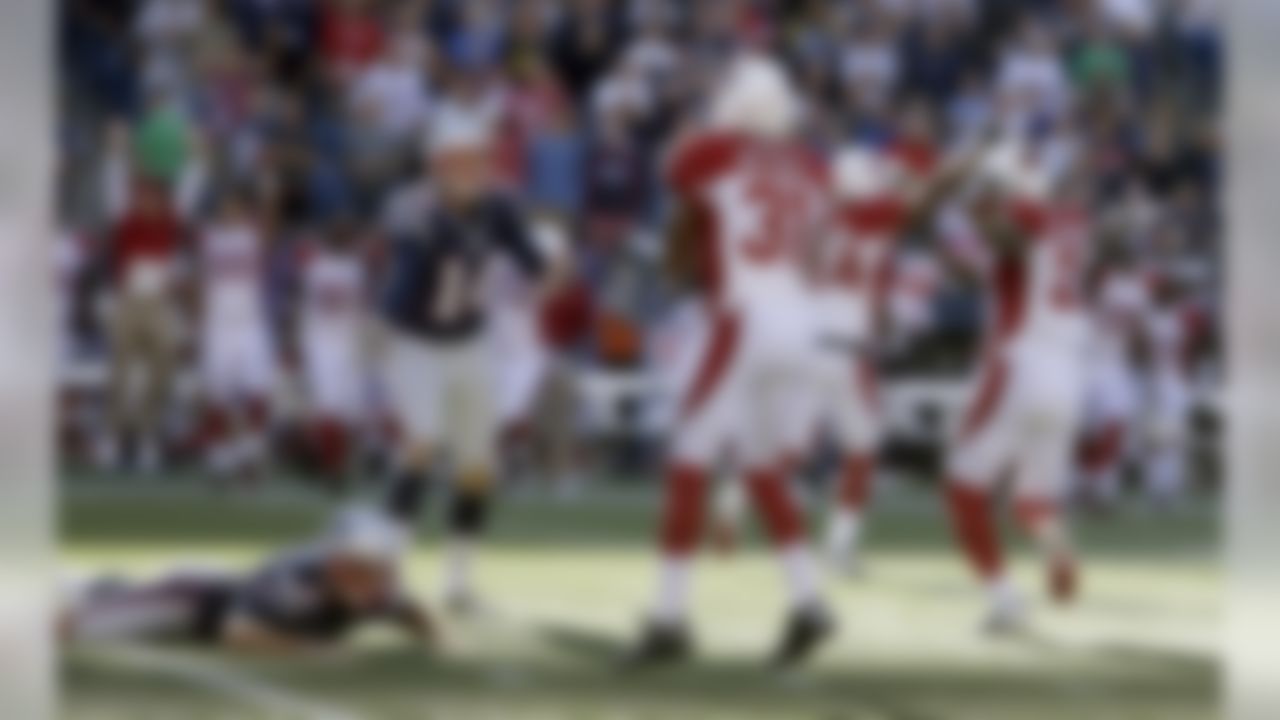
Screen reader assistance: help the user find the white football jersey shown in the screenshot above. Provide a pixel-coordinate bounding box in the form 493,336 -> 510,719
814,196 -> 906,343
984,202 -> 1090,361
302,247 -> 365,332
1090,267 -> 1149,364
666,131 -> 830,323
201,221 -> 264,325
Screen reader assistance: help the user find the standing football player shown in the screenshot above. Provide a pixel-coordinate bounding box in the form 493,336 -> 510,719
942,141 -> 1092,631
1079,242 -> 1148,508
97,179 -> 186,473
298,217 -> 370,486
196,188 -> 277,484
379,111 -> 552,612
814,142 -> 976,574
1137,272 -> 1196,509
629,54 -> 836,667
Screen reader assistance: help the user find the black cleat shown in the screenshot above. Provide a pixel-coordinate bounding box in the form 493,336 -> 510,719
623,620 -> 693,668
770,604 -> 836,668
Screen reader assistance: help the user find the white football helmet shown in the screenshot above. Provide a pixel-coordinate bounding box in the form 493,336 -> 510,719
978,138 -> 1053,200
833,146 -> 894,201
326,506 -> 409,565
707,53 -> 800,139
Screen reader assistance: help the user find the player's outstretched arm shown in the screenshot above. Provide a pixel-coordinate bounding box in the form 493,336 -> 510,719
900,142 -> 990,233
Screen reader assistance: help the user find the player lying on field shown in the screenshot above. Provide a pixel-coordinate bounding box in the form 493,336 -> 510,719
60,506 -> 435,653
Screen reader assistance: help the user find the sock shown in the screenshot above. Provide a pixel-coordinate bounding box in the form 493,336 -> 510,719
836,453 -> 876,510
313,416 -> 349,476
660,463 -> 709,553
650,555 -> 693,626
746,465 -> 825,612
984,573 -> 1020,611
385,467 -> 431,523
201,404 -> 230,472
445,482 -> 493,602
94,433 -> 120,468
1146,446 -> 1186,506
825,509 -> 861,559
746,465 -> 804,545
827,453 -> 875,558
945,482 -> 1004,581
443,537 -> 473,601
1014,497 -> 1071,561
709,477 -> 746,551
236,430 -> 266,470
779,543 -> 823,611
243,395 -> 270,431
1082,421 -> 1125,502
236,396 -> 270,470
136,433 -> 161,472
449,487 -> 491,538
650,463 -> 709,626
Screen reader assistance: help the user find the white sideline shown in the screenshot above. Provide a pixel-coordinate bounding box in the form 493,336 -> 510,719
90,643 -> 368,720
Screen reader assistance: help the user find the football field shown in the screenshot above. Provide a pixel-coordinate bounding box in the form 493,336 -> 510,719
61,476 -> 1220,720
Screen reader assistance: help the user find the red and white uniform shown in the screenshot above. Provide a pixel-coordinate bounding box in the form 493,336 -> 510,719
797,193 -> 904,455
948,203 -> 1091,501
300,245 -> 368,419
1141,297 -> 1194,447
198,221 -> 275,401
1083,268 -> 1148,431
664,130 -> 830,469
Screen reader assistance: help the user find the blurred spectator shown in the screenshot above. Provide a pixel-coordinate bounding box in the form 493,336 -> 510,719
582,104 -> 648,251
524,101 -> 585,219
549,0 -> 625,101
134,91 -> 194,184
319,0 -> 386,80
98,179 -> 187,472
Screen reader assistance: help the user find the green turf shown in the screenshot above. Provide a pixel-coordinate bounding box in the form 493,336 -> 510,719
60,478 -> 1221,720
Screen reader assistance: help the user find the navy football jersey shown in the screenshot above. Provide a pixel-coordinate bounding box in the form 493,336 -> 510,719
228,547 -> 413,641
381,193 -> 545,340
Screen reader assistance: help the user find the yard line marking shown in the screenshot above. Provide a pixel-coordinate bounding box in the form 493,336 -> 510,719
92,643 -> 368,720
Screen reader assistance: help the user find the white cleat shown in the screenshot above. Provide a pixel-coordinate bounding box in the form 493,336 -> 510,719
981,586 -> 1028,636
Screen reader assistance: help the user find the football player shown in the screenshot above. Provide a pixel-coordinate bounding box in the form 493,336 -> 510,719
297,217 -> 371,485
61,506 -> 434,652
629,54 -> 835,667
942,140 -> 1092,631
195,188 -> 277,484
379,109 -> 555,612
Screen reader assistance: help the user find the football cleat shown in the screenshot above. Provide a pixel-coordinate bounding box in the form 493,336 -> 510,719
770,603 -> 836,667
982,587 -> 1028,635
1048,554 -> 1079,605
624,620 -> 693,668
